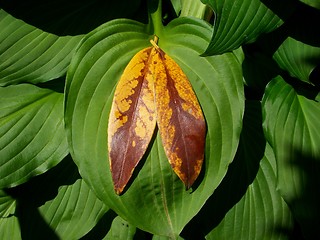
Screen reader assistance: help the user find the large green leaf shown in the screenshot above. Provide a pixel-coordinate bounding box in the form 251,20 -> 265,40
201,0 -> 294,55
40,181 -> 107,239
205,102 -> 293,239
65,17 -> 244,237
39,179 -> 109,238
182,101 -> 293,239
0,9 -> 82,86
5,156 -> 109,239
262,76 -> 320,239
0,84 -> 68,188
206,145 -> 293,239
0,190 -> 20,240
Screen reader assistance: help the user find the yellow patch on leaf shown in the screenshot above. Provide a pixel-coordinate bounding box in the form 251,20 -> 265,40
108,38 -> 206,194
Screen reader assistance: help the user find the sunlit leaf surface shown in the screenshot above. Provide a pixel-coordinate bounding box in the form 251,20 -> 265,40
65,17 -> 244,237
0,9 -> 82,86
0,84 -> 68,188
181,101 -> 293,239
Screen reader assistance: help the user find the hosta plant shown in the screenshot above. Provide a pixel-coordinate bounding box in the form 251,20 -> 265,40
0,0 -> 319,239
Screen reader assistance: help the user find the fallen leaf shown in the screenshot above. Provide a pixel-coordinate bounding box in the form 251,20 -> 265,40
108,39 -> 206,194
151,45 -> 206,189
108,47 -> 157,194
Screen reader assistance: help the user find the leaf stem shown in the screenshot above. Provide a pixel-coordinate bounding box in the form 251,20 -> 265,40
148,0 -> 164,38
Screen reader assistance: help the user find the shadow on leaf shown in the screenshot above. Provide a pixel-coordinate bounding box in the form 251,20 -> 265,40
0,0 -> 145,36
280,148 -> 320,239
181,101 -> 265,239
5,155 -> 80,239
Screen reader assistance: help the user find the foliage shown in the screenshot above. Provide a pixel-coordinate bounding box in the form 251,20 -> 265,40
0,0 -> 319,239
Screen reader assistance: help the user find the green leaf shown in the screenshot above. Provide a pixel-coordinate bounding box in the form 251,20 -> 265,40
6,156 -> 109,239
182,101 -> 293,239
180,0 -> 208,19
201,0 -> 294,55
170,0 -> 182,16
39,181 -> 108,239
0,190 -> 20,240
0,191 -> 15,218
65,17 -> 244,238
0,9 -> 83,86
273,38 -> 320,85
206,144 -> 293,240
262,76 -> 320,239
104,216 -> 137,240
0,84 -> 68,188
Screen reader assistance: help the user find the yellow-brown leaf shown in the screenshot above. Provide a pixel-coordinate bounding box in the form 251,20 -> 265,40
108,47 -> 157,194
108,39 -> 206,194
151,47 -> 206,189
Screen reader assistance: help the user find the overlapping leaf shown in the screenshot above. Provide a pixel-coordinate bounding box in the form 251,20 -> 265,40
0,191 -> 15,218
204,102 -> 293,239
108,43 -> 206,194
206,144 -> 293,240
273,38 -> 320,85
0,9 -> 82,86
181,101 -> 293,239
3,157 -> 109,239
0,84 -> 68,188
152,45 -> 206,190
39,182 -> 108,239
201,0 -> 293,55
262,76 -> 320,239
107,47 -> 157,194
0,190 -> 20,240
65,17 -> 244,237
